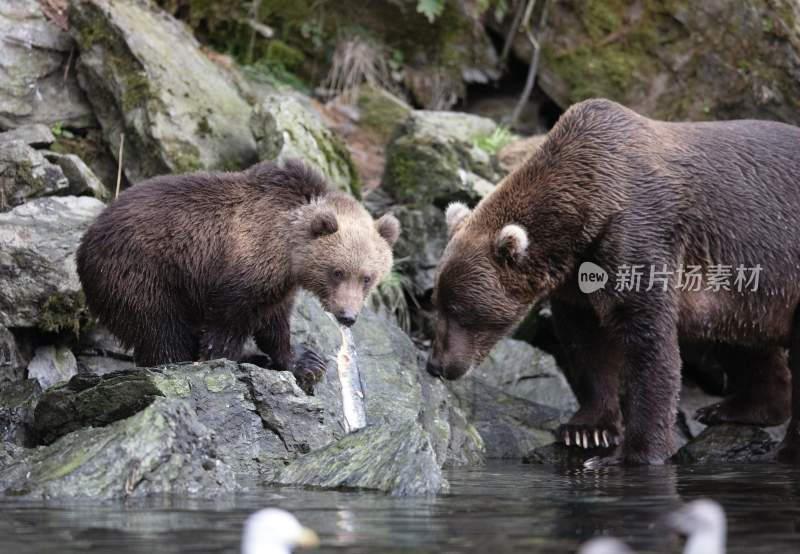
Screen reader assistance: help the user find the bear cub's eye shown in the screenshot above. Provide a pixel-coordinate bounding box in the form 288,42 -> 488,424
332,269 -> 345,280
362,275 -> 372,286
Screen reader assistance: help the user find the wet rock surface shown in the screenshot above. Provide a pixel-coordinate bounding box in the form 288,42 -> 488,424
33,370 -> 162,445
0,398 -> 237,499
672,424 -> 778,464
69,0 -> 256,183
276,421 -> 446,496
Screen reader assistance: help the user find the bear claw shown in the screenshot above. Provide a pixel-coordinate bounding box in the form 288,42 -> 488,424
560,424 -> 620,450
291,346 -> 327,396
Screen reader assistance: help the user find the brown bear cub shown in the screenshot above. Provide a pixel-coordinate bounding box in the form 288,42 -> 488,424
427,98 -> 800,464
77,159 -> 400,393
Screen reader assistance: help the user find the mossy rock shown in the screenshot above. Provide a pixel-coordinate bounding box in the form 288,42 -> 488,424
276,421 -> 447,496
0,398 -> 238,499
355,84 -> 412,142
69,0 -> 256,184
382,110 -> 502,207
532,0 -> 800,124
250,93 -> 361,197
0,197 -> 104,333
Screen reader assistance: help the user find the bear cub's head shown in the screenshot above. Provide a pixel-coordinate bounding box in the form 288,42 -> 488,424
292,193 -> 400,327
427,201 -> 535,380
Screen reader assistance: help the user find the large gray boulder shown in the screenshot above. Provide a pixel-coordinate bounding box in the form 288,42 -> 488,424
276,421 -> 445,496
448,376 -> 567,459
471,339 -> 578,413
0,196 -> 103,332
22,294 -> 483,497
69,0 -> 256,183
250,93 -> 360,196
0,398 -> 237,499
30,360 -> 333,480
0,0 -> 94,130
0,141 -> 69,211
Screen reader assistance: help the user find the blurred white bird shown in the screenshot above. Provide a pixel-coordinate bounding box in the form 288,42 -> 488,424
578,537 -> 635,554
578,499 -> 726,554
666,499 -> 726,554
242,508 -> 320,554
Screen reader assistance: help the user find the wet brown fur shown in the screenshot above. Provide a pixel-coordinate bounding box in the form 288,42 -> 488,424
77,159 -> 398,378
430,98 -> 800,464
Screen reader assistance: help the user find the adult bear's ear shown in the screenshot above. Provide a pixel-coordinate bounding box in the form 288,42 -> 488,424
445,201 -> 471,236
494,224 -> 528,264
375,213 -> 400,247
309,207 -> 339,238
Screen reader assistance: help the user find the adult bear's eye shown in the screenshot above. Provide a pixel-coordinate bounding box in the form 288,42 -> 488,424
333,269 -> 345,280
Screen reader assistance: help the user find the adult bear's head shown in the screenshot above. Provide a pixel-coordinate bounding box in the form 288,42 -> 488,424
425,201 -> 539,380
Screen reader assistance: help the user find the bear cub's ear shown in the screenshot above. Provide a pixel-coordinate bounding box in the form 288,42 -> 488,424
309,208 -> 339,238
445,202 -> 471,236
494,224 -> 528,264
375,213 -> 401,247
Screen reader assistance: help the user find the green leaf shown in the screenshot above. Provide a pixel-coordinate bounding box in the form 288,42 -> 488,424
416,0 -> 444,23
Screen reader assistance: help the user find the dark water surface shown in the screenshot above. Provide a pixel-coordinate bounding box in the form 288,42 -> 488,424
2,462 -> 800,553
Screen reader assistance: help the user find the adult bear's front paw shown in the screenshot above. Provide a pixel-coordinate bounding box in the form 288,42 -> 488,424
559,406 -> 622,449
291,346 -> 327,396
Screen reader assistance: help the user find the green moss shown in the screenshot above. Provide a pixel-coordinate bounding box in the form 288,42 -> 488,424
356,85 -> 411,142
168,142 -> 203,173
38,291 -> 87,337
204,370 -> 236,393
152,373 -> 191,398
71,2 -> 157,113
265,40 -> 305,70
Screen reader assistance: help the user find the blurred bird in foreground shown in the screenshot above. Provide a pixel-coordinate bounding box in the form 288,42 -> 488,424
578,499 -> 726,554
242,508 -> 320,554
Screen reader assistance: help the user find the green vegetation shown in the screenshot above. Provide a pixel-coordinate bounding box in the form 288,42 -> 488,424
472,126 -> 514,155
38,292 -> 88,338
370,270 -> 415,333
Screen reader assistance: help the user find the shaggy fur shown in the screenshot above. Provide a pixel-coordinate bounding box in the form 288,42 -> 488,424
77,159 -> 399,392
428,98 -> 800,464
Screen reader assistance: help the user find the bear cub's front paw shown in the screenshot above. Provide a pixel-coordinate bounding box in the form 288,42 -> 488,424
291,346 -> 327,395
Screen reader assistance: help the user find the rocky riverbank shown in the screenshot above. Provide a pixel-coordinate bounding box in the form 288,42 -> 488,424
2,0 -> 799,500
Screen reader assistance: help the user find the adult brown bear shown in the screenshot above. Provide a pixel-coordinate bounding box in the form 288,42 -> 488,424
77,159 -> 400,393
427,98 -> 800,464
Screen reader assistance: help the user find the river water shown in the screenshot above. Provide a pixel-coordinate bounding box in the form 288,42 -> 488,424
2,461 -> 800,553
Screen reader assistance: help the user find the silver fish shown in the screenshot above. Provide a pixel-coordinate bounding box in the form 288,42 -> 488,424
336,325 -> 367,433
